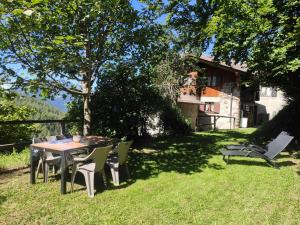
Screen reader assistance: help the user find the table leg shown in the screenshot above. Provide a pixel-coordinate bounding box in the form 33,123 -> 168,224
43,160 -> 47,183
30,148 -> 36,184
60,152 -> 67,194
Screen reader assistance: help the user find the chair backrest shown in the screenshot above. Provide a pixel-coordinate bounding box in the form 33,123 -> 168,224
33,137 -> 55,158
56,135 -> 65,140
32,137 -> 47,144
88,145 -> 113,172
265,133 -> 294,159
266,131 -> 290,148
116,141 -> 133,165
46,136 -> 57,142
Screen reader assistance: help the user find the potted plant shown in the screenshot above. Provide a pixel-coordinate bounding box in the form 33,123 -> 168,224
69,125 -> 82,143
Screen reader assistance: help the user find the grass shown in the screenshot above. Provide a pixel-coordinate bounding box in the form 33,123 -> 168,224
0,148 -> 29,171
0,128 -> 300,225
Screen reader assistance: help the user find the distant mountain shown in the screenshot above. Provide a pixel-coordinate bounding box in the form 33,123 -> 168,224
15,89 -> 70,112
46,96 -> 70,112
14,95 -> 65,119
13,94 -> 67,137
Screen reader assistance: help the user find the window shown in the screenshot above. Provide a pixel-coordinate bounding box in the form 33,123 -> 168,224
207,75 -> 221,87
199,102 -> 220,114
260,87 -> 277,97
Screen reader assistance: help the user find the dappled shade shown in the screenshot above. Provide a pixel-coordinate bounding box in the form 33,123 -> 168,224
129,131 -> 253,180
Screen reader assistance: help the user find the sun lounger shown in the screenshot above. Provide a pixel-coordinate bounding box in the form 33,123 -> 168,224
220,132 -> 294,168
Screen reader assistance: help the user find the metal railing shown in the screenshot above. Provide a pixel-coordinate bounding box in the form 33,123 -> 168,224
197,115 -> 236,131
0,119 -> 79,152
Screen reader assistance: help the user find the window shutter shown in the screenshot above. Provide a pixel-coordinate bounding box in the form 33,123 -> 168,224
199,104 -> 205,112
213,102 -> 220,114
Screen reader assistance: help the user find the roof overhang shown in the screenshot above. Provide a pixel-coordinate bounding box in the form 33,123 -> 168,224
199,55 -> 248,74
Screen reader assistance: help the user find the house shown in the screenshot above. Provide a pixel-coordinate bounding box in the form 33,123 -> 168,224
177,56 -> 288,130
255,87 -> 287,125
177,55 -> 247,131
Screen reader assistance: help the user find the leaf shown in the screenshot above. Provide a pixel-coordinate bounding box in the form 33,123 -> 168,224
31,0 -> 43,5
11,9 -> 23,15
53,39 -> 64,45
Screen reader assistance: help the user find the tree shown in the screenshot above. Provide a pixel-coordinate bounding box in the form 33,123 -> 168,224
0,90 -> 38,144
152,52 -> 208,104
66,62 -> 192,138
0,0 -> 163,135
164,0 -> 300,99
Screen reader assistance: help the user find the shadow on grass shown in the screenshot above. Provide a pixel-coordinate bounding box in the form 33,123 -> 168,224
50,168 -> 131,194
17,130 -> 299,193
129,131 -> 252,181
226,159 -> 296,168
66,132 -> 237,190
0,195 -> 7,205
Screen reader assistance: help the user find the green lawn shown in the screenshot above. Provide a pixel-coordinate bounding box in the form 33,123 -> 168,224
0,128 -> 300,225
0,148 -> 30,171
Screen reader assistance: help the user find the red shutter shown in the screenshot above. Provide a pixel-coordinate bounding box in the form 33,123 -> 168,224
199,104 -> 205,112
213,102 -> 220,114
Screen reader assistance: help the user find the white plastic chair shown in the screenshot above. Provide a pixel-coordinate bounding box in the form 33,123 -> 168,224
107,141 -> 133,186
71,145 -> 113,197
33,136 -> 61,182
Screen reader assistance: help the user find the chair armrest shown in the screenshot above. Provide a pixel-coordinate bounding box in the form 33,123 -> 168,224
73,157 -> 89,162
248,145 -> 267,153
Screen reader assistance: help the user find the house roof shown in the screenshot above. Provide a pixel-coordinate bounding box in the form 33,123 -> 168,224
199,55 -> 248,73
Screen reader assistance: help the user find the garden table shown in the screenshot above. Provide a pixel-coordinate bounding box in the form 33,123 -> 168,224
30,136 -> 114,194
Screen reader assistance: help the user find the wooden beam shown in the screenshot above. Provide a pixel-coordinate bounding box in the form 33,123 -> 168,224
0,120 -> 78,125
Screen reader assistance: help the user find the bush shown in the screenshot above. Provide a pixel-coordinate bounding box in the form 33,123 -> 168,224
66,64 -> 191,138
159,101 -> 192,135
0,98 -> 38,144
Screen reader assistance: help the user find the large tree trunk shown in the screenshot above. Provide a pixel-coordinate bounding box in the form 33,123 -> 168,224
83,94 -> 91,136
82,78 -> 91,136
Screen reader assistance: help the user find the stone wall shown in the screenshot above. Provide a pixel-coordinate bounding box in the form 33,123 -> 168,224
255,89 -> 286,123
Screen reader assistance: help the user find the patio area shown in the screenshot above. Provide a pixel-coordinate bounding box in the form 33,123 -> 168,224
0,128 -> 300,225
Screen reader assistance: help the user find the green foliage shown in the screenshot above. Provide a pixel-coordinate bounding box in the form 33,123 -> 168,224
14,94 -> 65,137
152,52 -> 209,108
14,95 -> 65,120
152,55 -> 183,105
163,0 -> 214,55
0,90 -> 65,143
159,102 -> 192,135
0,0 -> 166,134
67,63 -> 191,138
68,124 -> 81,136
0,96 -> 38,144
164,0 -> 300,99
0,0 -> 161,96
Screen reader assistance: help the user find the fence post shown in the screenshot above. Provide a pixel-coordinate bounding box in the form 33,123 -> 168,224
233,117 -> 236,129
60,122 -> 66,135
213,116 -> 216,131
